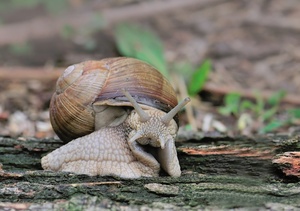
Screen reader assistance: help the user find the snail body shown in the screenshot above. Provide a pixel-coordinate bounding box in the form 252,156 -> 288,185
42,57 -> 189,178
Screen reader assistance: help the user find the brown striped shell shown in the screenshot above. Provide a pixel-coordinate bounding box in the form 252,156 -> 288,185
50,57 -> 178,142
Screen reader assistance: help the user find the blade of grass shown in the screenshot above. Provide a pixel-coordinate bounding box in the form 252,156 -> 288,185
267,90 -> 286,106
288,108 -> 300,119
261,106 -> 278,122
239,100 -> 256,113
218,93 -> 241,116
259,120 -> 288,134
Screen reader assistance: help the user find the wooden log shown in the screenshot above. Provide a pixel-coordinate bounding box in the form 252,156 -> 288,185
0,135 -> 299,210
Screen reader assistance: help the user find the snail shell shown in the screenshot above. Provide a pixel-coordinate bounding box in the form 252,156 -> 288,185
50,57 -> 178,142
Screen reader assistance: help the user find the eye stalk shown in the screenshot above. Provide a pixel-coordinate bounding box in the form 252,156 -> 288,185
161,97 -> 190,124
122,89 -> 150,122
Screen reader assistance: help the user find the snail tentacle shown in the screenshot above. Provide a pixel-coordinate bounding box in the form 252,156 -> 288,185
122,88 -> 150,122
161,97 -> 191,124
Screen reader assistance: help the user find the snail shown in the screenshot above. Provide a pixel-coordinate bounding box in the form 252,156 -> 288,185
41,57 -> 190,178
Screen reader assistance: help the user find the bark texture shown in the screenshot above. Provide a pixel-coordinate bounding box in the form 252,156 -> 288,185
0,135 -> 300,210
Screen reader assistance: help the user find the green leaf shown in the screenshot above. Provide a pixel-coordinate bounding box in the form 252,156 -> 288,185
115,23 -> 168,78
187,60 -> 211,96
185,124 -> 193,131
288,109 -> 300,119
218,107 -> 233,116
261,106 -> 278,122
225,93 -> 241,104
239,100 -> 256,112
267,90 -> 286,106
259,120 -> 287,134
218,93 -> 241,116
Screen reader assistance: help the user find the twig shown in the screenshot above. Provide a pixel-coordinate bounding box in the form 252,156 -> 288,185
0,0 -> 228,46
0,67 -> 63,81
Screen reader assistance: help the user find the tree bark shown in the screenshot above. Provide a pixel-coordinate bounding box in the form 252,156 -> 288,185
0,134 -> 299,210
